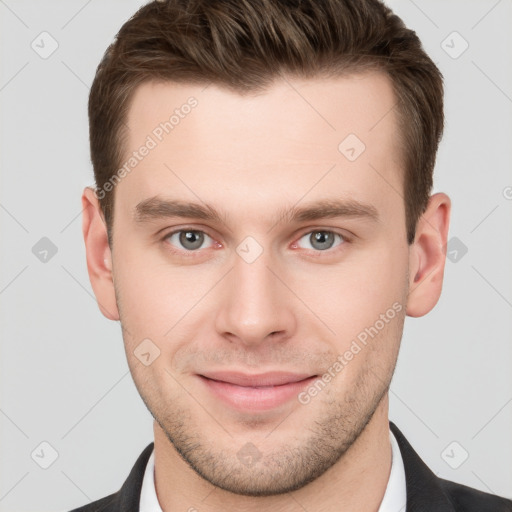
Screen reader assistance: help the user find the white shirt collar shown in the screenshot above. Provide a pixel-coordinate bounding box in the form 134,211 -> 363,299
139,445 -> 162,512
139,428 -> 406,512
378,428 -> 407,512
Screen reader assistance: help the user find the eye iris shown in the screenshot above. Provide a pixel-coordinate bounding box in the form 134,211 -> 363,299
311,231 -> 335,250
179,230 -> 204,250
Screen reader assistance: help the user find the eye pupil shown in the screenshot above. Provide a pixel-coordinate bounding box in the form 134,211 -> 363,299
179,230 -> 204,250
310,231 -> 335,250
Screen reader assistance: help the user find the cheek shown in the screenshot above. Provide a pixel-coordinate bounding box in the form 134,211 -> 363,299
113,245 -> 217,344
296,239 -> 408,344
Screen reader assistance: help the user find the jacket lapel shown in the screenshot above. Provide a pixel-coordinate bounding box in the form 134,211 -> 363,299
390,422 -> 455,511
108,442 -> 154,512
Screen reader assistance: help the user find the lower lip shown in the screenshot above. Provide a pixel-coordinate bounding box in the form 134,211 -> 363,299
197,375 -> 318,411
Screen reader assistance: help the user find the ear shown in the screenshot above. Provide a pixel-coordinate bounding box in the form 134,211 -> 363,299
82,186 -> 120,321
406,192 -> 451,317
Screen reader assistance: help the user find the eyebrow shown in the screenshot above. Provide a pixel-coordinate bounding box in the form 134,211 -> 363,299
134,196 -> 380,226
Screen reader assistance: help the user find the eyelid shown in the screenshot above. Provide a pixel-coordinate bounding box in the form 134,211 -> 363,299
294,225 -> 353,241
161,225 -> 217,241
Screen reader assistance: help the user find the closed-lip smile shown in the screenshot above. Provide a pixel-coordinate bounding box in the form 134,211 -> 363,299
197,371 -> 318,411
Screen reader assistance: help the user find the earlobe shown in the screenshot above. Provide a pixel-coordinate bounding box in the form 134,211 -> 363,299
406,192 -> 451,318
82,186 -> 120,321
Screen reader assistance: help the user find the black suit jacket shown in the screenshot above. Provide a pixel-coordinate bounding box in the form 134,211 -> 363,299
69,422 -> 512,511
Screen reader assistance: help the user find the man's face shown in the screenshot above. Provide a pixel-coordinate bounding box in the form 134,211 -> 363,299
109,73 -> 411,495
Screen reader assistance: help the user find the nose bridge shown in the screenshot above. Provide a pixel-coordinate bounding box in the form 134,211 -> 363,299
214,247 -> 296,346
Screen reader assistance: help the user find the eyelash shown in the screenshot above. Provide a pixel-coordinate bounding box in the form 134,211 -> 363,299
161,227 -> 352,258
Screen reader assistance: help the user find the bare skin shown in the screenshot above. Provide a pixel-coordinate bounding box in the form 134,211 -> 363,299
82,72 -> 450,511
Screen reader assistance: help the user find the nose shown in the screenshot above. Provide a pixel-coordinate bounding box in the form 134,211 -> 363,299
214,249 -> 297,348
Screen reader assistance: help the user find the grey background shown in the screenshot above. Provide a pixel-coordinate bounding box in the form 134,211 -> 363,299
0,0 -> 511,511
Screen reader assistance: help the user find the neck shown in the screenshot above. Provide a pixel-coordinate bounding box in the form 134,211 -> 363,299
153,395 -> 392,512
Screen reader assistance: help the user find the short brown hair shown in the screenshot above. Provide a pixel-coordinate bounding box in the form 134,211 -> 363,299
89,0 -> 444,245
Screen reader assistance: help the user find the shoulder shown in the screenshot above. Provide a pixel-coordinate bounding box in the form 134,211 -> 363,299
389,421 -> 512,512
438,477 -> 512,512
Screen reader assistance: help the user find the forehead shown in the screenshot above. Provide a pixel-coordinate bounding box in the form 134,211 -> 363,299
118,72 -> 403,228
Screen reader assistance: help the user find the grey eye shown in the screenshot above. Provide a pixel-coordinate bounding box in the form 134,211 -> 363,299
167,230 -> 211,251
297,231 -> 344,251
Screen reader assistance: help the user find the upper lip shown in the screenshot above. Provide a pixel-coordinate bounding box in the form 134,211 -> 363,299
199,371 -> 316,387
